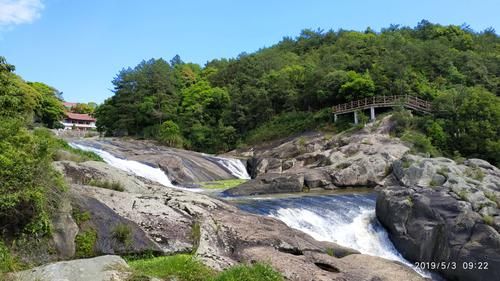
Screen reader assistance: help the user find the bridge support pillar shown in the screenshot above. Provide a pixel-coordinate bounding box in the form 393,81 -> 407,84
334,114 -> 337,123
354,111 -> 358,124
370,107 -> 375,121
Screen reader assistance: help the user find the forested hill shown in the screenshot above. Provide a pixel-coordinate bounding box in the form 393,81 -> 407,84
94,21 -> 500,164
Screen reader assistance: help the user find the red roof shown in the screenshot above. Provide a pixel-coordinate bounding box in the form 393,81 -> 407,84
65,112 -> 96,122
63,102 -> 77,108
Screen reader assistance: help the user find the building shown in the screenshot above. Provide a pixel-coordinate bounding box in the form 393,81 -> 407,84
63,102 -> 78,109
62,112 -> 96,131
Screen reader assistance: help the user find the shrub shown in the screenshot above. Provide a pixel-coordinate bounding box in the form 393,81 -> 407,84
0,119 -> 66,237
390,108 -> 413,136
72,210 -> 91,226
483,215 -> 494,226
158,120 -> 184,148
215,263 -> 283,281
0,241 -> 23,273
75,229 -> 97,258
112,223 -> 132,245
401,131 -> 439,157
88,179 -> 125,192
191,222 -> 201,254
464,167 -> 485,182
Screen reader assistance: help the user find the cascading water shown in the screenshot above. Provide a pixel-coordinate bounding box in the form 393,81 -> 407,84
236,192 -> 432,278
208,156 -> 251,179
69,143 -> 202,192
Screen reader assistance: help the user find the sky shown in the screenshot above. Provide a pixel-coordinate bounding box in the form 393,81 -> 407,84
0,0 -> 499,104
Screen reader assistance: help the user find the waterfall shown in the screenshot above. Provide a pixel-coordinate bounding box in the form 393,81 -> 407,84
236,193 -> 432,278
69,143 -> 202,192
208,156 -> 251,179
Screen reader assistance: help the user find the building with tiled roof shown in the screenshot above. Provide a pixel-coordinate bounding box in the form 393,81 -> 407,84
62,111 -> 96,131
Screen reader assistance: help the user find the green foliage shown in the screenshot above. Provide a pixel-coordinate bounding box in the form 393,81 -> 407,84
200,179 -> 247,190
127,255 -> 215,281
87,179 -> 125,192
112,224 -> 132,245
72,209 -> 91,226
483,215 -> 494,226
0,241 -> 23,273
464,166 -> 485,182
433,87 -> 500,165
75,229 -> 97,258
390,108 -> 414,136
127,255 -> 283,281
28,82 -> 65,128
0,120 -> 67,238
245,111 -> 320,144
191,222 -> 201,254
71,103 -> 95,114
215,263 -> 284,281
401,131 -> 439,157
51,138 -> 103,162
158,120 -> 183,148
89,23 -> 499,162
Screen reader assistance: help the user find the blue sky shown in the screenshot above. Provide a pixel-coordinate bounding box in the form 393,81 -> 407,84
0,0 -> 498,104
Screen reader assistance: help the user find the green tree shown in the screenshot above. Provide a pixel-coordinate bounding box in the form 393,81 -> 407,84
28,82 -> 65,128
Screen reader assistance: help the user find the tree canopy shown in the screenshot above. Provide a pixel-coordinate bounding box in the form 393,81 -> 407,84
94,21 -> 500,163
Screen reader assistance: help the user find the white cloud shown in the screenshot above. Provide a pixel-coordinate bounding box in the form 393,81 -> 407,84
0,0 -> 44,26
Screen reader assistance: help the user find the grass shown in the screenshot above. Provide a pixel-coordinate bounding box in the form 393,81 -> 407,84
127,255 -> 215,281
485,192 -> 500,208
112,223 -> 132,245
483,215 -> 494,226
191,222 -> 201,254
75,228 -> 97,258
87,179 -> 125,192
200,179 -> 247,190
0,241 -> 24,274
464,167 -> 485,182
244,109 -> 333,145
52,138 -> 103,162
127,255 -> 283,281
72,209 -> 91,226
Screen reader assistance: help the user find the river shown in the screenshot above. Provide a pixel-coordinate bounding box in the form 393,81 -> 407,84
70,142 -> 434,279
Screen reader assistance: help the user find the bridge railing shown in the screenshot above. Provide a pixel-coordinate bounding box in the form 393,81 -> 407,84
332,95 -> 432,114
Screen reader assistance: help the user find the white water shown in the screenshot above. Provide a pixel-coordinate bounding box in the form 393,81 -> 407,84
238,194 -> 431,278
70,143 -> 202,192
270,207 -> 407,262
211,156 -> 251,179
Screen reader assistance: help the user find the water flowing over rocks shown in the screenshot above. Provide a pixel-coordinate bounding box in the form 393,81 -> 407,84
376,155 -> 500,281
49,152 -> 426,281
70,138 -> 249,184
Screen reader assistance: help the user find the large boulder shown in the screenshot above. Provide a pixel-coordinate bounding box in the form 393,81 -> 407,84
377,155 -> 500,281
10,255 -> 130,281
223,173 -> 305,196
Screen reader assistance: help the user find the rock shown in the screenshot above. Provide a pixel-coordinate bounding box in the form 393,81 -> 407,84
53,150 -> 425,281
10,255 -> 130,281
70,186 -> 164,256
71,138 -> 246,184
223,173 -> 305,196
302,169 -> 334,189
51,196 -> 79,258
377,185 -> 500,281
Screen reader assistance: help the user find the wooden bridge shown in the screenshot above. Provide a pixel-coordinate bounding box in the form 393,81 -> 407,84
332,95 -> 432,124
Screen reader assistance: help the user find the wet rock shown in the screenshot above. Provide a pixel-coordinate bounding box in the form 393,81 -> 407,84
51,196 -> 79,258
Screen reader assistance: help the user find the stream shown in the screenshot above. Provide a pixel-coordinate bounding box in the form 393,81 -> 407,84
70,142 -> 432,279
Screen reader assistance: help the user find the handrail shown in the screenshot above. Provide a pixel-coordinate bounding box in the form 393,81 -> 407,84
332,95 -> 432,114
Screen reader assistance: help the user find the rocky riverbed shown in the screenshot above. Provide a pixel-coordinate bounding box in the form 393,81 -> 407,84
10,117 -> 499,281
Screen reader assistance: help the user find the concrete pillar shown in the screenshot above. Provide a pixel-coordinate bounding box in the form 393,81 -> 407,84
354,111 -> 358,124
334,114 -> 338,123
370,107 -> 375,121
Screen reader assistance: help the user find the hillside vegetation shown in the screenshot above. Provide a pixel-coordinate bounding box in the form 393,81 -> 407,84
94,21 -> 499,164
0,57 -> 101,274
